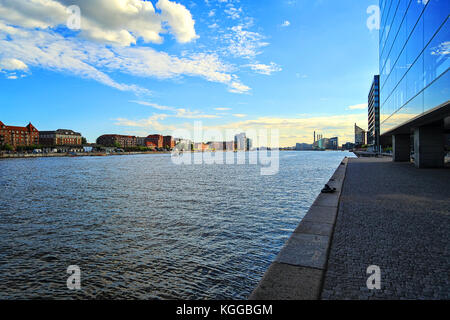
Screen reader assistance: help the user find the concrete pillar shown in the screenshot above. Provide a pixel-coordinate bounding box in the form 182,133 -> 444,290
413,123 -> 445,168
392,134 -> 410,162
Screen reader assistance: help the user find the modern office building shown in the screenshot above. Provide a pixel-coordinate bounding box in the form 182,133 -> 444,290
39,129 -> 83,146
379,0 -> 449,167
368,75 -> 380,150
342,142 -> 355,150
246,138 -> 253,151
313,137 -> 330,150
355,124 -> 366,146
329,137 -> 339,150
0,121 -> 39,148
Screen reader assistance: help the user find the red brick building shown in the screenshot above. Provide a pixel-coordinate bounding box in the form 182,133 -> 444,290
96,134 -> 137,148
163,136 -> 175,149
40,129 -> 83,146
0,121 -> 39,148
145,134 -> 163,148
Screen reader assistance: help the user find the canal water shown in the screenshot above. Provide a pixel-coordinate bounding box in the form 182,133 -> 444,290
0,151 -> 352,299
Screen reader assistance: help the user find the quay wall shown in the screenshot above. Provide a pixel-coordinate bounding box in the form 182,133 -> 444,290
249,157 -> 349,300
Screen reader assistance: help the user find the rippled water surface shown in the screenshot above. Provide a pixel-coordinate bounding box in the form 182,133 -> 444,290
0,151 -> 352,299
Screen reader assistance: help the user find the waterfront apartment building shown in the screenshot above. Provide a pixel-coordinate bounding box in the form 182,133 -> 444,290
0,121 -> 39,148
379,0 -> 449,167
355,124 -> 366,146
96,134 -> 137,148
234,133 -> 247,151
194,142 -> 209,151
175,139 -> 193,151
368,75 -> 380,150
163,136 -> 175,149
136,137 -> 146,147
39,129 -> 83,146
145,134 -> 163,148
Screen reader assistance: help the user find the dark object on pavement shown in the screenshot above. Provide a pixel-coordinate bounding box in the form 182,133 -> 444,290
321,184 -> 336,193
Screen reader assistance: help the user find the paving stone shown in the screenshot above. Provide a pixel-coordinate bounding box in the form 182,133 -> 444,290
321,157 -> 450,300
294,220 -> 334,236
275,233 -> 330,269
312,192 -> 340,208
250,262 -> 323,300
302,205 -> 338,224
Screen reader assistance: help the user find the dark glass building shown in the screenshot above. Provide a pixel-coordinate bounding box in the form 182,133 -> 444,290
368,75 -> 380,149
379,0 -> 449,167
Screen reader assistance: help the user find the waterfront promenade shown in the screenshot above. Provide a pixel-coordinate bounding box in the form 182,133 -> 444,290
251,156 -> 449,300
322,157 -> 450,299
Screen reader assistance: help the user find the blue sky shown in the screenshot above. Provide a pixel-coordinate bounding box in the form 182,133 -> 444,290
0,0 -> 379,146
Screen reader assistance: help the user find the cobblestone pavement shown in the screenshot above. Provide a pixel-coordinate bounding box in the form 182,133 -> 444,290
321,157 -> 450,300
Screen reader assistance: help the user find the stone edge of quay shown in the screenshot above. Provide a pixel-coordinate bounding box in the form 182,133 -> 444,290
248,156 -> 349,300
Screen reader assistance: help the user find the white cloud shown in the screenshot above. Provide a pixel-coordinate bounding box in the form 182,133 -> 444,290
0,58 -> 28,70
130,100 -> 220,119
225,24 -> 269,59
232,114 -> 247,118
281,20 -> 290,27
156,0 -> 199,43
0,22 -> 250,94
0,0 -> 198,46
228,81 -> 251,94
224,6 -> 242,20
214,107 -> 231,111
246,62 -> 282,75
114,114 -> 175,132
347,103 -> 367,110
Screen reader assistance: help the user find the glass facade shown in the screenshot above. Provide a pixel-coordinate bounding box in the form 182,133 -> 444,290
368,75 -> 380,146
379,0 -> 450,134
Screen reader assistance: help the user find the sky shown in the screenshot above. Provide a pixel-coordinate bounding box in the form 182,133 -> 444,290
0,0 -> 379,146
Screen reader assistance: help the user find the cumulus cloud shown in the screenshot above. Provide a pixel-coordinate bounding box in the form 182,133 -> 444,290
0,19 -> 249,94
281,20 -> 290,27
0,0 -> 198,46
157,0 -> 199,43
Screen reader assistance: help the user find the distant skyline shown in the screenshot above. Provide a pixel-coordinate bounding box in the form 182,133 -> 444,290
0,0 -> 378,146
